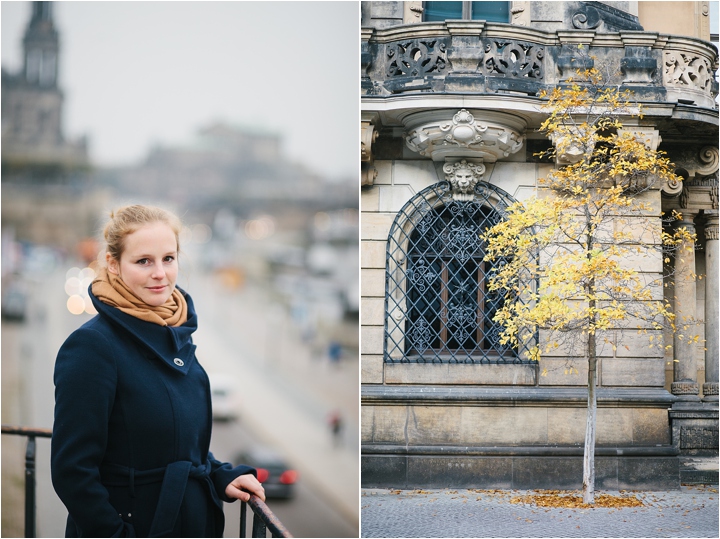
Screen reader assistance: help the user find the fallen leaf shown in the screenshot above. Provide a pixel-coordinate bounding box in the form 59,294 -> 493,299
509,492 -> 643,509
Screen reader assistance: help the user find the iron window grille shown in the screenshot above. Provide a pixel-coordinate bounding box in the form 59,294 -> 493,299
384,180 -> 534,364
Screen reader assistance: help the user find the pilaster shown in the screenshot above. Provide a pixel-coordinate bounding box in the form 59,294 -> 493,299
702,211 -> 719,402
671,211 -> 700,402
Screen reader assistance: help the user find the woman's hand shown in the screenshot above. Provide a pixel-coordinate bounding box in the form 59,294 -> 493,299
225,473 -> 266,502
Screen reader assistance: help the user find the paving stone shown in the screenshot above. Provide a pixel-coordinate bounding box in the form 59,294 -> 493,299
361,485 -> 719,538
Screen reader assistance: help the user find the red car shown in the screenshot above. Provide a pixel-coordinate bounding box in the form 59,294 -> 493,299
234,447 -> 298,499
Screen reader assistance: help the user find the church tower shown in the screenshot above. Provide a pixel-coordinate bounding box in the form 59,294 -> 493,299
1,1 -> 87,171
1,1 -> 95,253
23,1 -> 59,88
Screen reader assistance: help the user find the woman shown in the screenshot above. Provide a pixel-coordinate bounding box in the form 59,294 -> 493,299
51,205 -> 264,537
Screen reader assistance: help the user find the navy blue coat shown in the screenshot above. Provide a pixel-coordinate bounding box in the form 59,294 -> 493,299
51,288 -> 254,537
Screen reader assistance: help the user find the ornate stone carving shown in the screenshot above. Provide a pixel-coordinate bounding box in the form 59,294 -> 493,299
484,40 -> 544,79
697,146 -> 719,176
570,2 -> 642,31
705,222 -> 719,241
366,21 -> 717,105
361,121 -> 378,163
662,176 -> 684,197
664,52 -> 712,92
680,426 -> 719,449
666,148 -> 719,204
361,118 -> 379,187
442,110 -> 487,148
672,381 -> 700,395
703,383 -> 719,396
362,165 -> 377,187
387,39 -> 447,78
404,1 -> 423,23
572,6 -> 602,30
620,127 -> 662,151
443,159 -> 486,201
680,185 -> 690,209
549,129 -> 595,166
510,3 -> 529,27
404,109 -> 525,162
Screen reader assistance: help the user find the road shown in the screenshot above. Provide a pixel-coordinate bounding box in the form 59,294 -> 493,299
212,421 -> 357,538
1,261 -> 358,538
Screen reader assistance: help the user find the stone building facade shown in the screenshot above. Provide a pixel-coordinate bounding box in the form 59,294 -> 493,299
361,1 -> 718,489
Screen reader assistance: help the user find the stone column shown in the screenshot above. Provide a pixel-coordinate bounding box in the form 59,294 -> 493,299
703,211 -> 719,402
671,211 -> 701,402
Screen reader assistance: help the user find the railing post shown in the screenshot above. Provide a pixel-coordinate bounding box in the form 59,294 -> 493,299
239,500 -> 247,538
3,427 -> 52,538
25,435 -> 37,538
251,513 -> 267,538
239,495 -> 292,538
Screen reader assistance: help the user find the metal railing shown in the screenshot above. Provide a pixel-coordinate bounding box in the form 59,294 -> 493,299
241,496 -> 292,538
1,426 -> 52,538
1,425 -> 292,538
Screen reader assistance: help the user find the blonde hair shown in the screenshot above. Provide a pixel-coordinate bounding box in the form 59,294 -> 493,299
103,205 -> 182,262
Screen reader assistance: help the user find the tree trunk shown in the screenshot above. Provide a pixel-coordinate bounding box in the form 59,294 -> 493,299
582,332 -> 597,504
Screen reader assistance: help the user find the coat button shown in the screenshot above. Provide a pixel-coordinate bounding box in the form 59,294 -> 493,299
174,358 -> 184,366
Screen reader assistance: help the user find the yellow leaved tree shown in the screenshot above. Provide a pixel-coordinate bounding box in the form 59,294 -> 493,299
482,66 -> 697,504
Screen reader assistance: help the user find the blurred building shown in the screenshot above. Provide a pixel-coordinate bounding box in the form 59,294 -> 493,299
1,1 -> 101,255
361,1 -> 718,490
108,122 -> 347,212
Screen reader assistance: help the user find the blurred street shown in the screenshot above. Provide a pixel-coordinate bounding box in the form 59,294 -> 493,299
1,257 -> 358,538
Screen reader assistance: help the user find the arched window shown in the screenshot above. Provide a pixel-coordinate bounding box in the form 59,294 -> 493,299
385,180 -> 531,363
423,1 -> 510,23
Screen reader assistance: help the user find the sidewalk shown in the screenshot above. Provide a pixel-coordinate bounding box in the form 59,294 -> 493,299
361,486 -> 719,538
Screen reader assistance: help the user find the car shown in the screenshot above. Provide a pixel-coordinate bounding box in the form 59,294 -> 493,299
207,374 -> 240,422
1,282 -> 27,322
234,447 -> 298,499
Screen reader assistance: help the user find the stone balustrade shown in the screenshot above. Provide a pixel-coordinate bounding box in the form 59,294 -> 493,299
362,21 -> 719,110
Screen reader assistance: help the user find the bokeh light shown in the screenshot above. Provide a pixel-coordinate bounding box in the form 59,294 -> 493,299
244,216 -> 275,240
65,277 -> 81,296
65,266 -> 98,315
191,223 -> 212,244
67,295 -> 85,315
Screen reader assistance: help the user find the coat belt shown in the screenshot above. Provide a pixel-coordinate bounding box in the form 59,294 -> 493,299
100,460 -> 222,537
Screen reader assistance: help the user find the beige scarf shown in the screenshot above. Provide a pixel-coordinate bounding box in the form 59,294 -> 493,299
91,267 -> 188,327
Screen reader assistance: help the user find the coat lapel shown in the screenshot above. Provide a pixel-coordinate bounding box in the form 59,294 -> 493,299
89,287 -> 198,375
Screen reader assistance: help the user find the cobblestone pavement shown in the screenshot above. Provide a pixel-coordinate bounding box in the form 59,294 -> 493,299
361,486 -> 719,538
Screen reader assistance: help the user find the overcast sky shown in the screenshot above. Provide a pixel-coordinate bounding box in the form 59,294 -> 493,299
1,1 -> 359,180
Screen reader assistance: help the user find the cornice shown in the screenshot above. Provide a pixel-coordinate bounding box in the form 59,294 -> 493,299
365,21 -> 719,58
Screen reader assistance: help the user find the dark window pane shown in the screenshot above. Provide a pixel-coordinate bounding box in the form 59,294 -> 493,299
424,1 -> 463,21
470,1 -> 509,22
